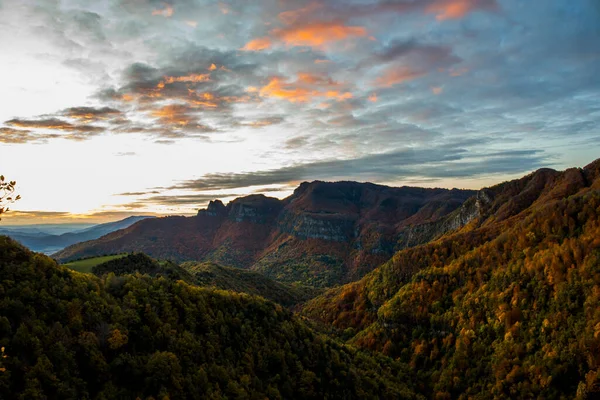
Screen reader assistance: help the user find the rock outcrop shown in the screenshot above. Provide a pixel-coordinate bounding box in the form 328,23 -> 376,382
54,181 -> 475,286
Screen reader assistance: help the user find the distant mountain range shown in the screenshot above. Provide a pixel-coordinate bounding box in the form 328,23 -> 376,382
0,216 -> 153,254
53,182 -> 475,286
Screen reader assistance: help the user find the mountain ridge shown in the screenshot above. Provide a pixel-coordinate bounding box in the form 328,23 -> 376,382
299,158 -> 600,398
54,181 -> 475,286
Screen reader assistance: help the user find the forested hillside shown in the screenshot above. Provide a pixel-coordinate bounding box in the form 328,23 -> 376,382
181,261 -> 320,307
90,253 -> 319,307
0,237 -> 420,399
302,160 -> 600,398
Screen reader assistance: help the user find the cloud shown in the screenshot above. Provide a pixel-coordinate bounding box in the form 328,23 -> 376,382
370,39 -> 460,66
168,147 -> 549,192
0,128 -> 59,144
152,3 -> 174,18
259,74 -> 352,102
134,193 -> 243,206
242,37 -> 272,51
150,104 -> 215,131
284,135 -> 310,149
3,118 -> 104,141
115,152 -> 136,157
364,39 -> 461,87
62,106 -> 123,121
239,116 -> 285,128
273,21 -> 367,49
6,118 -> 102,133
116,191 -> 160,196
425,0 -> 497,21
372,67 -> 425,87
261,0 -> 498,40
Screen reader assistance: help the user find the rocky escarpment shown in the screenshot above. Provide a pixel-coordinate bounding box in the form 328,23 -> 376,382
198,200 -> 227,217
54,181 -> 476,286
277,212 -> 357,242
396,189 -> 494,248
227,195 -> 284,223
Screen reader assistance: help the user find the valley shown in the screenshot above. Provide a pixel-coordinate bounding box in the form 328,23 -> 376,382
2,159 -> 600,398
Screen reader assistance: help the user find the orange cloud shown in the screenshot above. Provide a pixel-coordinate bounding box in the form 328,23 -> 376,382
426,0 -> 493,20
373,67 -> 425,87
62,107 -> 122,122
152,3 -> 174,17
187,91 -> 219,108
432,86 -> 444,95
259,74 -> 352,103
151,105 -> 194,126
208,63 -> 217,71
368,93 -> 378,102
259,78 -> 311,102
163,74 -> 210,84
273,22 -> 367,49
241,37 -> 272,51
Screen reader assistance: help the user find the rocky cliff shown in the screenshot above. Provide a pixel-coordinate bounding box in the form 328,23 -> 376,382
54,181 -> 476,286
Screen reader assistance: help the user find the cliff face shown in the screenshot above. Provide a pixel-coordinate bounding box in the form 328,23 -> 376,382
54,181 -> 477,286
395,189 -> 493,248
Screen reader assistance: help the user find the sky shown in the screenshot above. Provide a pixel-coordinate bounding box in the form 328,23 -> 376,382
0,0 -> 599,224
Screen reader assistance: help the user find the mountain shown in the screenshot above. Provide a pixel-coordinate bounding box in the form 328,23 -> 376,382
301,159 -> 600,398
0,236 -> 421,399
0,216 -> 153,254
4,159 -> 600,399
54,182 -> 475,287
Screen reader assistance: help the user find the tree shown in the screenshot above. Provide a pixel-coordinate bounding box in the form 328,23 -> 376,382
0,175 -> 20,220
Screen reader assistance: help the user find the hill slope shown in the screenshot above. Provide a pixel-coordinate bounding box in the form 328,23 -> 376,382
301,159 -> 600,398
89,253 -> 318,307
182,261 -> 321,307
54,182 -> 474,287
0,236 -> 420,399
